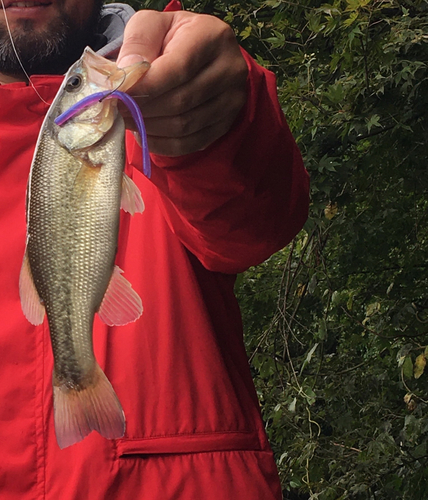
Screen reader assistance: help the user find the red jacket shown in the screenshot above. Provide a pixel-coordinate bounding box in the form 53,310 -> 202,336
0,20 -> 309,500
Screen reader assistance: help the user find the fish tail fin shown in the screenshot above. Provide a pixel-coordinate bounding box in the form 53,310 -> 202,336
53,364 -> 125,449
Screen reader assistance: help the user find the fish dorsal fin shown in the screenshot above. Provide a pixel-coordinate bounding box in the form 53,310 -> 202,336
19,250 -> 45,325
121,173 -> 145,215
98,266 -> 143,326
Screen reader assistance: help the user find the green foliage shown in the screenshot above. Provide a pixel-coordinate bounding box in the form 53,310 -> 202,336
116,0 -> 428,498
118,0 -> 169,9
228,1 -> 428,498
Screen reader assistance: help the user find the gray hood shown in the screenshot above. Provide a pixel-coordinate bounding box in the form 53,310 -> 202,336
93,3 -> 136,59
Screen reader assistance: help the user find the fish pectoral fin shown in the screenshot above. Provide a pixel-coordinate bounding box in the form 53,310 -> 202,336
53,363 -> 125,449
19,250 -> 45,325
121,173 -> 145,215
97,266 -> 143,326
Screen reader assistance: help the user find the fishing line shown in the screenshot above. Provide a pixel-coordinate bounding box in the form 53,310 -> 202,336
0,0 -> 50,105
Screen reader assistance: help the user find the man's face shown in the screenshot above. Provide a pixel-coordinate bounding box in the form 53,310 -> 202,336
0,0 -> 104,77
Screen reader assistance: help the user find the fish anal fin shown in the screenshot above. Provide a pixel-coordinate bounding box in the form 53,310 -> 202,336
121,173 -> 145,215
53,363 -> 125,449
19,251 -> 45,325
98,266 -> 143,326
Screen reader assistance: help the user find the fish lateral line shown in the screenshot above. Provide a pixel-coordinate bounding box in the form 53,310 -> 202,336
54,90 -> 151,178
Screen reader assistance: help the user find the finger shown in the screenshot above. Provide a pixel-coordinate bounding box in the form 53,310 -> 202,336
132,13 -> 235,101
116,10 -> 173,68
130,51 -> 247,119
125,87 -> 245,139
145,112 -> 240,157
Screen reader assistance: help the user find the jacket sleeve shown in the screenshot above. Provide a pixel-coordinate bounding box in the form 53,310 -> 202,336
127,49 -> 310,274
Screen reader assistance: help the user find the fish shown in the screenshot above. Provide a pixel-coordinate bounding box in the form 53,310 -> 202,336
19,47 -> 150,449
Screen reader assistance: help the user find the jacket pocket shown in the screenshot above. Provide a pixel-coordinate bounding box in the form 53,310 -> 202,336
117,431 -> 262,457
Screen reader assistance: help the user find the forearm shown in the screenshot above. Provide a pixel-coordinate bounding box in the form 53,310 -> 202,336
127,51 -> 309,274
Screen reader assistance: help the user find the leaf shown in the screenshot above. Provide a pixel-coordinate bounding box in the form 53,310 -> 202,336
240,25 -> 252,40
366,302 -> 380,317
345,0 -> 370,9
318,155 -> 340,173
234,273 -> 244,291
307,13 -> 323,33
325,202 -> 338,219
343,11 -> 359,27
279,452 -> 288,465
317,318 -> 327,340
308,274 -> 317,294
413,442 -> 426,458
331,290 -> 340,305
300,343 -> 319,374
306,343 -> 319,363
304,387 -> 317,405
223,12 -> 234,23
403,356 -> 414,379
414,354 -> 426,379
265,30 -> 285,48
347,293 -> 354,311
325,83 -> 344,103
397,344 -> 414,366
366,114 -> 382,134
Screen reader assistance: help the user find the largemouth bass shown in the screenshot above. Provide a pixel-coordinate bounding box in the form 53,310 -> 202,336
19,47 -> 150,449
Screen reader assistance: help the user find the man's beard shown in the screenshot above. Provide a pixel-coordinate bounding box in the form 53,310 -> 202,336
0,2 -> 104,78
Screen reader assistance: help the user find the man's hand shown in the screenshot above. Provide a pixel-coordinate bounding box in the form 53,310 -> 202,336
116,10 -> 248,157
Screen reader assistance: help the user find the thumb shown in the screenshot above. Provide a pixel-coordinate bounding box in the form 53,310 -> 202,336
116,10 -> 172,68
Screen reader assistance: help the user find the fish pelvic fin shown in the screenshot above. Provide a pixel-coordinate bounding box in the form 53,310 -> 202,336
121,173 -> 145,215
19,250 -> 45,325
98,266 -> 143,326
53,363 -> 125,449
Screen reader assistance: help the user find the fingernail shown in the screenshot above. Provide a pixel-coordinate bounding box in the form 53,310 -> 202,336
117,54 -> 148,68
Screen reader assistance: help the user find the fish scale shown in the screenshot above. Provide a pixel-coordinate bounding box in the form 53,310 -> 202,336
31,123 -> 123,378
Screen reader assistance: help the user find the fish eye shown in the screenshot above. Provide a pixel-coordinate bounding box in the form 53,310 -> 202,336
65,74 -> 83,92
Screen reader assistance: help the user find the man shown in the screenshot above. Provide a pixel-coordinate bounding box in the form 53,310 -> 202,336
0,1 -> 309,499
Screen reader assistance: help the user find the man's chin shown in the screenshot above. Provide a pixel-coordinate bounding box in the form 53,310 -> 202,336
0,22 -> 69,76
0,2 -> 103,77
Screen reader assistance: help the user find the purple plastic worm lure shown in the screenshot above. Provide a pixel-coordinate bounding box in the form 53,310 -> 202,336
54,90 -> 151,178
